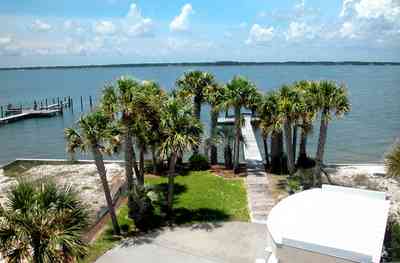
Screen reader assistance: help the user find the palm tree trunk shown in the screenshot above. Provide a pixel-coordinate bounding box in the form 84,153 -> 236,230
151,144 -> 158,174
210,107 -> 218,165
292,121 -> 298,162
167,152 -> 178,216
314,110 -> 329,186
192,98 -> 202,154
284,119 -> 295,175
297,119 -> 309,167
131,145 -> 141,186
91,145 -> 120,235
271,131 -> 284,174
123,131 -> 135,219
139,144 -> 145,183
263,134 -> 270,168
299,124 -> 308,159
233,106 -> 241,173
224,144 -> 233,169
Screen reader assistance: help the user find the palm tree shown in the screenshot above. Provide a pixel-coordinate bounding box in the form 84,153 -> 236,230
217,126 -> 235,169
159,96 -> 202,215
0,179 -> 89,262
257,92 -> 282,169
385,142 -> 400,177
277,85 -> 302,175
204,83 -> 225,165
176,70 -> 215,154
100,78 -> 139,219
134,80 -> 166,179
311,80 -> 351,186
223,76 -> 258,173
65,111 -> 121,235
295,81 -> 318,168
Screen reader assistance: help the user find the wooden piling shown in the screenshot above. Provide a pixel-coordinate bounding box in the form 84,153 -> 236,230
45,99 -> 48,108
0,106 -> 3,118
57,97 -> 60,105
80,96 -> 83,112
89,96 -> 93,111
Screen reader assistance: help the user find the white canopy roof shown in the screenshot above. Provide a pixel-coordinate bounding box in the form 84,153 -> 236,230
267,185 -> 390,263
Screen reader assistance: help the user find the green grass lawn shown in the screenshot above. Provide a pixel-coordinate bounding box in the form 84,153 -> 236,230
81,170 -> 249,263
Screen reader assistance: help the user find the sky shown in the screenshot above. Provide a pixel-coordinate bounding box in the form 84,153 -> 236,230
0,0 -> 399,67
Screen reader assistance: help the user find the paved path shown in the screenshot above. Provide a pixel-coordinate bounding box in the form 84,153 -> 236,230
241,116 -> 276,224
246,163 -> 276,224
96,222 -> 269,263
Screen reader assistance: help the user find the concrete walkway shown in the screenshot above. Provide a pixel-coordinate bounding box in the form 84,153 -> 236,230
246,163 -> 276,224
96,222 -> 269,263
241,116 -> 276,224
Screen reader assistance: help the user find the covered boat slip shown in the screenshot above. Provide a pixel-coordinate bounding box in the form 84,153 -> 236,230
266,185 -> 389,263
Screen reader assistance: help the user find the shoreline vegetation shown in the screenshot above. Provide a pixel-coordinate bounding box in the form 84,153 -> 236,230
1,60 -> 400,71
0,67 -> 398,262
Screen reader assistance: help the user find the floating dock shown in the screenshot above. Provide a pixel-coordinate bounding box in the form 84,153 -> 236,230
0,107 -> 62,125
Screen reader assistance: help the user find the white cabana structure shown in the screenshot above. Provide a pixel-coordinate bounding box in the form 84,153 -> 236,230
266,185 -> 390,263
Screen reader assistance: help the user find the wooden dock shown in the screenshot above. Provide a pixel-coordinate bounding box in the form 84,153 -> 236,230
217,114 -> 262,164
0,108 -> 62,125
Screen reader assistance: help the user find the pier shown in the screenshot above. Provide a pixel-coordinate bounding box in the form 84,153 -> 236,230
0,108 -> 62,125
0,95 -> 96,125
217,114 -> 262,163
218,114 -> 275,224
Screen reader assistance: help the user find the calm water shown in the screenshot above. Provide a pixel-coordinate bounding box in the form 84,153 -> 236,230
0,65 -> 399,166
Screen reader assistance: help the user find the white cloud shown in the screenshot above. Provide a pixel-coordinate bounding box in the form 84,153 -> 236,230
246,24 -> 274,45
0,36 -> 12,46
31,19 -> 52,32
170,3 -> 193,32
341,0 -> 400,20
285,21 -> 314,40
338,0 -> 400,40
125,3 -> 154,36
95,21 -> 116,35
64,20 -> 85,34
339,22 -> 356,38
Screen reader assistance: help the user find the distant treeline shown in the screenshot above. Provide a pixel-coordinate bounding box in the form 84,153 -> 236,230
1,61 -> 400,71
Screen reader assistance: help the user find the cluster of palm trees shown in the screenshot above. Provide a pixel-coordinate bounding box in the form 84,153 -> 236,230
257,80 -> 351,185
64,70 -> 351,235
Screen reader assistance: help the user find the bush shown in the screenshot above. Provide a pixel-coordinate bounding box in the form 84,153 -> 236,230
286,176 -> 302,194
188,154 -> 210,171
383,220 -> 400,262
128,185 -> 155,231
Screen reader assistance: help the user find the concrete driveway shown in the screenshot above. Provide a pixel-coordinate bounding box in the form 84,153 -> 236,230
96,222 -> 268,263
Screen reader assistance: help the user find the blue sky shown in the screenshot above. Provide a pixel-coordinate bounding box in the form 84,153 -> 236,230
0,0 -> 399,67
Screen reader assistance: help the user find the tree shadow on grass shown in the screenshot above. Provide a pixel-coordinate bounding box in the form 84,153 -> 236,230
172,208 -> 230,225
152,182 -> 230,226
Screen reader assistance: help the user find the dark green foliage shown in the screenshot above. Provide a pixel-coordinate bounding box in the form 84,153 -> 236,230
0,179 -> 89,263
384,220 -> 400,262
189,154 -> 210,171
385,142 -> 400,177
128,185 -> 156,231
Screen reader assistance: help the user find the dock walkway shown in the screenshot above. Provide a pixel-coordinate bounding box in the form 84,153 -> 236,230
217,115 -> 276,224
0,108 -> 62,125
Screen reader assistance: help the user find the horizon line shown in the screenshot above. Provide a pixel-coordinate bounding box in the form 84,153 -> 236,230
1,60 -> 400,71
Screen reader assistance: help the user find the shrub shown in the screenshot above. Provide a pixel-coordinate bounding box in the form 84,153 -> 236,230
383,219 -> 400,262
286,176 -> 302,194
188,154 -> 210,171
129,185 -> 155,231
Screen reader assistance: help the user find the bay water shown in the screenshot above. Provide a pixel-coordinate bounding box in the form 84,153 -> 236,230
0,65 -> 399,166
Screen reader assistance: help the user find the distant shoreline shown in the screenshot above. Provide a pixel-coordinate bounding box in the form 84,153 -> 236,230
1,61 -> 400,71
